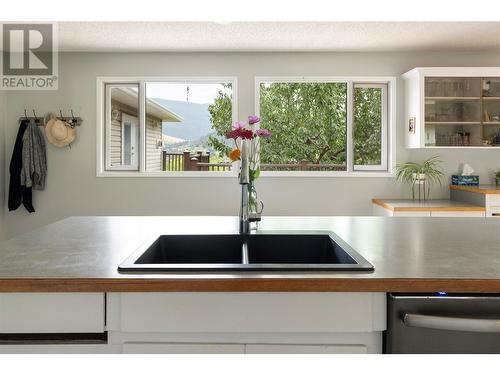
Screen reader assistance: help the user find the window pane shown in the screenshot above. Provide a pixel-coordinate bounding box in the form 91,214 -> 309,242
106,84 -> 140,170
145,82 -> 234,172
353,85 -> 384,167
259,82 -> 347,171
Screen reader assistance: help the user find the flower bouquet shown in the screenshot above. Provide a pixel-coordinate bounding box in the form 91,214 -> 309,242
226,115 -> 272,219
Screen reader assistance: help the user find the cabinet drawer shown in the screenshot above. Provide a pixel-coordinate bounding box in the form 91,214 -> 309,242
122,343 -> 245,354
0,293 -> 105,333
112,292 -> 386,333
245,344 -> 367,354
431,211 -> 485,217
0,344 -> 115,354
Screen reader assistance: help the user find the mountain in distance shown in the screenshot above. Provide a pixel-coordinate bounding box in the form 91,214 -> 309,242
152,98 -> 213,141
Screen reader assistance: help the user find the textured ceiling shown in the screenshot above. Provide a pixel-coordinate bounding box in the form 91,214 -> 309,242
57,22 -> 500,52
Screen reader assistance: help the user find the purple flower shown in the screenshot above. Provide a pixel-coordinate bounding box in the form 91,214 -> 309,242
248,115 -> 260,125
255,129 -> 272,138
232,121 -> 247,130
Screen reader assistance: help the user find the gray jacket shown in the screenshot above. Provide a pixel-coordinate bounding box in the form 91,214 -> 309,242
21,122 -> 47,190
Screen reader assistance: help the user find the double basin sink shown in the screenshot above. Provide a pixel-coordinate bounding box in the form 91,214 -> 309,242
118,232 -> 374,272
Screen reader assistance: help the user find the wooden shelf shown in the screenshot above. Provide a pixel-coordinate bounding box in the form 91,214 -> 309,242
425,97 -> 480,100
482,97 -> 500,100
483,121 -> 500,125
425,121 -> 481,125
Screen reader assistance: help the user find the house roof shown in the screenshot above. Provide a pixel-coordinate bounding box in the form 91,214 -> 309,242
112,87 -> 183,122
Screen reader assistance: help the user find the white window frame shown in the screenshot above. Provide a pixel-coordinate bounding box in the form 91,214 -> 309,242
96,77 -> 238,177
104,82 -> 140,171
255,76 -> 396,177
352,82 -> 388,172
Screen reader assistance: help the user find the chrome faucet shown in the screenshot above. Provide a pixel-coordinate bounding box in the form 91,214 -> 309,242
239,141 -> 250,234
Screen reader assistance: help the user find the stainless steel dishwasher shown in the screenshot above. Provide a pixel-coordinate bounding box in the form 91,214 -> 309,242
385,293 -> 500,353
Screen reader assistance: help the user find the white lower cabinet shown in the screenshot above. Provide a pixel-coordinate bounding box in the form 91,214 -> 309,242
372,204 -> 486,217
121,343 -> 367,354
0,293 -> 105,333
0,292 -> 108,354
0,292 -> 386,353
122,343 -> 245,354
430,211 -> 485,217
107,292 -> 386,354
245,344 -> 367,354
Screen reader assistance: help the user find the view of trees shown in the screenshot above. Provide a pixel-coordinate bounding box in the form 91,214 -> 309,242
208,82 -> 383,169
353,86 -> 382,166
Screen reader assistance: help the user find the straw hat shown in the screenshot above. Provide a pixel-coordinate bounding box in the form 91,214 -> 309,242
45,117 -> 76,147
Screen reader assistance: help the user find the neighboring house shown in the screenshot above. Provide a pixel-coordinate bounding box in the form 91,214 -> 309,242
110,87 -> 183,171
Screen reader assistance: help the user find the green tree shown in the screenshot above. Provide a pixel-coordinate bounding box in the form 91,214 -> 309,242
258,83 -> 346,165
208,82 -> 382,168
353,87 -> 382,165
208,83 -> 233,157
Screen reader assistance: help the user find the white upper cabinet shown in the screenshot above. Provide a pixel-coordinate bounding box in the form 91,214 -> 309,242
402,67 -> 500,148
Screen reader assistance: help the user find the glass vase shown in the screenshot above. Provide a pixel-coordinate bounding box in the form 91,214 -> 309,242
248,137 -> 263,221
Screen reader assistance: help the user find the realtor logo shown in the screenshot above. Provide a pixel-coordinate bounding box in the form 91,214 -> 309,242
1,23 -> 58,90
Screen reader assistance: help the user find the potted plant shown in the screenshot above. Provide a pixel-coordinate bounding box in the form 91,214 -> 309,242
496,171 -> 500,186
395,155 -> 444,201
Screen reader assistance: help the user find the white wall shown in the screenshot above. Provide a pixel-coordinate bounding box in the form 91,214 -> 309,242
3,52 -> 500,239
0,91 -> 5,240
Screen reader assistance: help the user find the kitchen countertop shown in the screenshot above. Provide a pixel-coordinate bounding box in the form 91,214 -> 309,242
372,198 -> 485,212
450,185 -> 500,194
0,216 -> 500,293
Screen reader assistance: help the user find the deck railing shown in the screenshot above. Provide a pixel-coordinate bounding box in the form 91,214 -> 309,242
162,151 -> 345,172
260,162 -> 346,171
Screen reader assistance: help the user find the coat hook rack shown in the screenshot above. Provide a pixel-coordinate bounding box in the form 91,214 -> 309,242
20,109 -> 83,127
32,109 -> 41,124
59,109 -> 82,128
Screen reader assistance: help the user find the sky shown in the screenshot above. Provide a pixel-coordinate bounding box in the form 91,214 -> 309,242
146,82 -> 231,104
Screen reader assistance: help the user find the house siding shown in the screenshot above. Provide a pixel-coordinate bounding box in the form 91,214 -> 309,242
109,99 -> 163,171
146,117 -> 162,171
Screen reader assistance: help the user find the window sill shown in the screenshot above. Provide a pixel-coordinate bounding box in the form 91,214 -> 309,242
96,171 -> 394,178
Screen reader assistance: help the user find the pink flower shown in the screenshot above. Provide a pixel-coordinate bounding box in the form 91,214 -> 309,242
255,129 -> 272,138
232,121 -> 246,130
248,115 -> 260,125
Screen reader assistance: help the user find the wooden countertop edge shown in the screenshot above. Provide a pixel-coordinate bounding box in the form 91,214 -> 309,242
2,278 -> 500,293
371,198 -> 485,212
450,185 -> 500,194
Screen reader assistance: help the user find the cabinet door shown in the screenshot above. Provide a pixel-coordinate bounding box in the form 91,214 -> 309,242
0,293 -> 105,333
115,292 -> 386,333
245,344 -> 367,354
122,343 -> 245,354
431,211 -> 485,217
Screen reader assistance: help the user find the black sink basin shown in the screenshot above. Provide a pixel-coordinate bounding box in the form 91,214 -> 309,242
135,235 -> 243,264
247,234 -> 357,265
118,233 -> 373,273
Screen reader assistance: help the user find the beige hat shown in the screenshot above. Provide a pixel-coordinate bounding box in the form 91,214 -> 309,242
45,117 -> 76,147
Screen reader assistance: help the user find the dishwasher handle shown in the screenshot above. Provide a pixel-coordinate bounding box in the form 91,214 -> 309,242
403,313 -> 500,333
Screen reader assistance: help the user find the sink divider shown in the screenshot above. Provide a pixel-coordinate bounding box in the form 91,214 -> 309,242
241,241 -> 249,265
